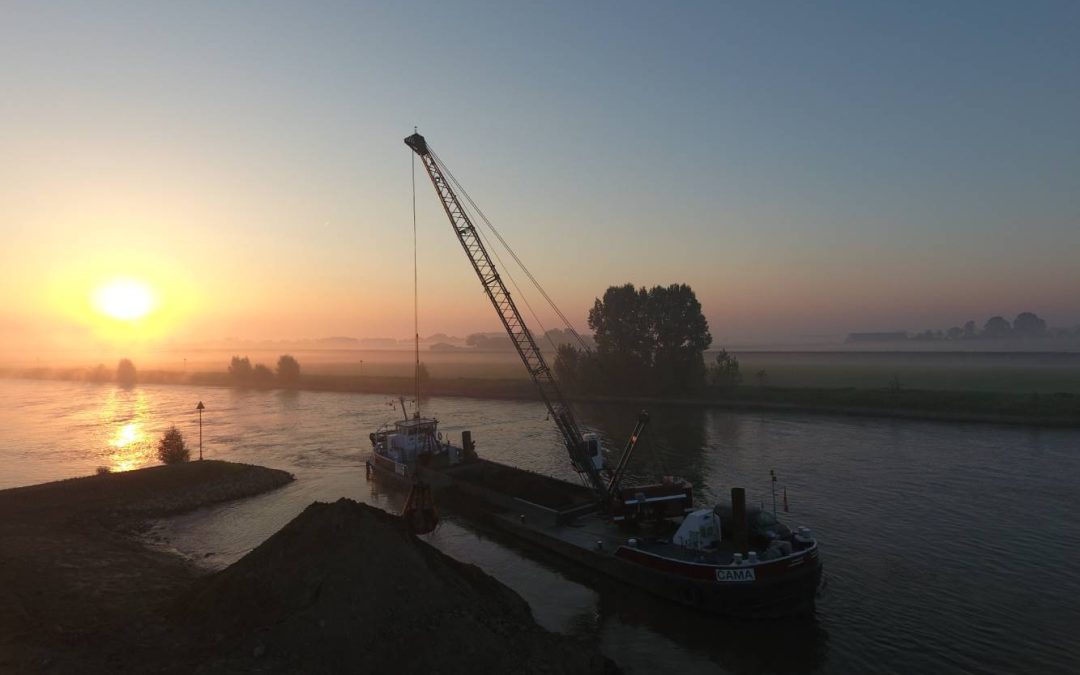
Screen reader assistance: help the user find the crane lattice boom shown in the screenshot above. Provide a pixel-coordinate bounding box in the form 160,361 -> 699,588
404,132 -> 606,493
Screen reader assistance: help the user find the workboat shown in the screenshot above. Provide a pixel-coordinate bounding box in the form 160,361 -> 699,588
367,403 -> 474,482
389,131 -> 823,618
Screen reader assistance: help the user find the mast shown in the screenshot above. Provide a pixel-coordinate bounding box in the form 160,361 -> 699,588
404,132 -> 607,493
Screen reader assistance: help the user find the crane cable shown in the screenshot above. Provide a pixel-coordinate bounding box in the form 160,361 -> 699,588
412,135 -> 421,417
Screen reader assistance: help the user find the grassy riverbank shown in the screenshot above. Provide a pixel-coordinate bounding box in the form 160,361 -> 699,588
4,366 -> 1079,426
186,371 -> 1080,426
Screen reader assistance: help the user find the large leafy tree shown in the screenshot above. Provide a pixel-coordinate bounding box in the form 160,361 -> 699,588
982,316 -> 1012,339
1012,312 -> 1047,338
582,282 -> 712,392
648,284 -> 712,391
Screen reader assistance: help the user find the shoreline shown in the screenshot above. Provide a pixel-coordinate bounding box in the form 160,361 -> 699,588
5,369 -> 1079,428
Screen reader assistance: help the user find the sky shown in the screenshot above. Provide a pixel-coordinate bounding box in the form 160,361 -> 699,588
2,1 -> 1078,356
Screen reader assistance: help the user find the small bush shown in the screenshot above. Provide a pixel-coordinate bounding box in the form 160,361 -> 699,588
158,426 -> 190,464
709,349 -> 742,387
95,465 -> 111,475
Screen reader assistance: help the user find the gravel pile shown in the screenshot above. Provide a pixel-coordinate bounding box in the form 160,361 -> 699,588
173,499 -> 616,674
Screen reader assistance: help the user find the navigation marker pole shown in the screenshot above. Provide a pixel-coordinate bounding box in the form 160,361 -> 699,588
196,401 -> 205,461
770,469 -> 777,517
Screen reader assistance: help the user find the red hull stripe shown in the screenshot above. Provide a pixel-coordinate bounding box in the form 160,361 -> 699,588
614,545 -> 815,581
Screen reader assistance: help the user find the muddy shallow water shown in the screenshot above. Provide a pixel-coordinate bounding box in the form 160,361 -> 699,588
2,378 -> 1078,674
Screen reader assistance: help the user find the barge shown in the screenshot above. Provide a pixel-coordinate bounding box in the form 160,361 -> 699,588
413,456 -> 821,618
365,131 -> 824,618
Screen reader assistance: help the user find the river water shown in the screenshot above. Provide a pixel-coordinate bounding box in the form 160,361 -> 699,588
1,377 -> 1078,674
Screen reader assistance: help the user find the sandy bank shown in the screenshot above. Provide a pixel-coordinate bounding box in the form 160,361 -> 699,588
0,461 -> 293,673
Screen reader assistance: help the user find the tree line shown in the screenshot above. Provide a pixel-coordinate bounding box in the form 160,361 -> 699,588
909,312 -> 1063,342
227,354 -> 301,386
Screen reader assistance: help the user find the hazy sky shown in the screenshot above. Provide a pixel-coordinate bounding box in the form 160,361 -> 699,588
2,1 -> 1078,353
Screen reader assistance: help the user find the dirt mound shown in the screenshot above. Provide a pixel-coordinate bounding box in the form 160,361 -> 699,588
174,499 -> 615,674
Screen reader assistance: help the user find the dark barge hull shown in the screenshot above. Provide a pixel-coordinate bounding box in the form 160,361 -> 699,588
369,455 -> 822,618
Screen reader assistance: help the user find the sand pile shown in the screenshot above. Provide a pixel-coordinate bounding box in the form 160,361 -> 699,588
174,499 -> 615,674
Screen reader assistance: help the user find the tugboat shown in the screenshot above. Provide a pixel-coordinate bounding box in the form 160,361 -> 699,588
365,144 -> 475,490
400,130 -> 823,617
367,397 -> 474,483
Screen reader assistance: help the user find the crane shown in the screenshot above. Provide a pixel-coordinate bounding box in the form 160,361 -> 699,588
404,132 -> 694,522
406,131 -> 645,499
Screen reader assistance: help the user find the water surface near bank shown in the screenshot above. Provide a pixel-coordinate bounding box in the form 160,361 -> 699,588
2,378 -> 1078,674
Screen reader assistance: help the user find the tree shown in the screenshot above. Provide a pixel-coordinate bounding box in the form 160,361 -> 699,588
962,320 -> 977,339
228,356 -> 253,383
88,363 -> 110,383
157,426 -> 189,464
554,344 -> 582,389
586,283 -> 712,392
1013,312 -> 1047,338
982,316 -> 1012,339
588,284 -> 652,369
116,359 -> 137,386
647,284 -> 713,391
277,354 -> 301,384
946,326 -> 963,340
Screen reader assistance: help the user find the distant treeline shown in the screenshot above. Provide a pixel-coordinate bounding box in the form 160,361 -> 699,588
226,355 -> 301,386
430,328 -> 589,352
848,312 -> 1077,343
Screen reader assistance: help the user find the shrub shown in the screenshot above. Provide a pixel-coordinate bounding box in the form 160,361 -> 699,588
157,426 -> 190,464
95,465 -> 111,475
709,349 -> 742,387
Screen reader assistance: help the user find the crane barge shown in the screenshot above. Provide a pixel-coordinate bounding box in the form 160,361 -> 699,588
371,132 -> 822,618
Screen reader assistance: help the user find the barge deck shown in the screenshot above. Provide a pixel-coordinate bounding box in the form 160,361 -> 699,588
370,455 -> 822,618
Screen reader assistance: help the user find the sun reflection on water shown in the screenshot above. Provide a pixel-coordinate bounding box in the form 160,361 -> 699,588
102,390 -> 155,472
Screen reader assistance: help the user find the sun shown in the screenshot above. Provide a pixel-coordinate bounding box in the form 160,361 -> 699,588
93,279 -> 156,321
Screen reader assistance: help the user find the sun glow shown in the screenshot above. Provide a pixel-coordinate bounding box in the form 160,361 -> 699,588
93,279 -> 156,321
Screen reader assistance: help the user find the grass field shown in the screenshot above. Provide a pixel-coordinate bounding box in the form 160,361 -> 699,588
6,349 -> 1080,394
730,351 -> 1080,394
